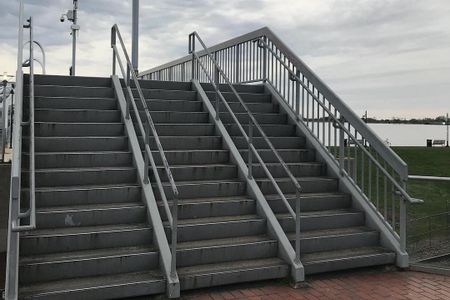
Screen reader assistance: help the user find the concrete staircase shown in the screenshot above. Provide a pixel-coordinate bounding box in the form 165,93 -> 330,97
199,83 -> 396,274
18,75 -> 165,299
132,80 -> 289,291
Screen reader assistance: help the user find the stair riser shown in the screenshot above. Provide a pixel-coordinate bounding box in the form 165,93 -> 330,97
36,110 -> 121,123
20,229 -> 152,255
141,99 -> 203,112
220,113 -> 286,124
154,165 -> 237,181
258,179 -> 338,194
34,86 -> 114,98
33,97 -> 117,110
180,264 -> 289,291
219,102 -> 277,113
170,219 -> 266,242
304,253 -> 396,275
177,241 -> 278,267
159,199 -> 255,220
279,212 -> 364,231
135,89 -> 197,100
201,83 -> 265,94
268,195 -> 351,213
233,137 -> 306,149
158,181 -> 246,200
152,124 -> 216,136
146,111 -> 209,123
33,123 -> 124,137
33,76 -> 112,87
19,252 -> 158,284
27,169 -> 137,188
206,92 -> 271,104
142,137 -> 222,150
297,232 -> 379,254
135,80 -> 192,90
153,150 -> 229,165
31,152 -> 133,169
36,206 -> 146,229
31,137 -> 128,152
226,124 -> 295,137
252,164 -> 323,178
33,186 -> 141,208
240,149 -> 315,163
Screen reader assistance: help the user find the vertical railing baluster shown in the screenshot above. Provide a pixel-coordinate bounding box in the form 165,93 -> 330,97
144,123 -> 150,184
295,188 -> 301,264
111,27 -> 116,75
339,117 -> 345,175
126,64 -> 131,119
248,119 -> 253,179
295,70 -> 300,119
235,43 -> 240,82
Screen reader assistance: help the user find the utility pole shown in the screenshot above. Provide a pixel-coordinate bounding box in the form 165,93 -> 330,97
132,0 -> 139,73
61,0 -> 79,76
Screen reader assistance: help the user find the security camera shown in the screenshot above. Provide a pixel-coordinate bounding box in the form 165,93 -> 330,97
60,14 -> 66,22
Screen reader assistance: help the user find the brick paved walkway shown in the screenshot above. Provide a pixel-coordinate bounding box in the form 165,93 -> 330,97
181,267 -> 450,300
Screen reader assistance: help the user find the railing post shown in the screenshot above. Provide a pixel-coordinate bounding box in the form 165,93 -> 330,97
295,188 -> 301,264
262,36 -> 267,81
189,34 -> 195,80
214,51 -> 220,120
235,43 -> 240,83
144,124 -> 150,184
111,27 -> 116,76
295,70 -> 301,120
248,119 -> 253,179
171,194 -> 178,279
125,64 -> 131,119
339,117 -> 345,175
400,178 -> 407,253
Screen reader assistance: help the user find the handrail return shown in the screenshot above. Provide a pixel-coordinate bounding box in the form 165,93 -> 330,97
111,24 -> 179,279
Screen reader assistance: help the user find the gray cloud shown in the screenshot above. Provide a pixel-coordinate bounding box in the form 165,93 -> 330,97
0,0 -> 449,118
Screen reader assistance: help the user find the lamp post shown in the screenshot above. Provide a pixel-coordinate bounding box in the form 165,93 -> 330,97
61,0 -> 79,76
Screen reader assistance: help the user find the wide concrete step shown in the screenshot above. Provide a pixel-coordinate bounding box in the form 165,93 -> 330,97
220,112 -> 286,124
201,83 -> 265,94
35,109 -> 121,123
257,177 -> 339,194
277,209 -> 365,231
20,223 -> 152,255
156,179 -> 246,200
266,192 -> 351,213
134,88 -> 197,101
27,167 -> 137,187
252,162 -> 323,178
19,246 -> 158,284
34,85 -> 114,98
154,164 -> 237,181
135,79 -> 192,91
288,227 -> 379,254
302,246 -> 396,274
177,235 -> 277,267
33,136 -> 128,152
178,258 -> 288,290
33,96 -> 117,110
143,111 -> 209,123
153,149 -> 229,165
31,151 -> 133,169
233,136 -> 306,149
144,136 -> 222,150
36,202 -> 146,229
240,148 -> 315,163
34,122 -> 124,137
33,75 -> 112,87
151,123 -> 216,136
206,91 -> 272,103
159,196 -> 255,220
19,270 -> 164,300
33,184 -> 141,208
225,123 -> 295,137
168,215 -> 265,242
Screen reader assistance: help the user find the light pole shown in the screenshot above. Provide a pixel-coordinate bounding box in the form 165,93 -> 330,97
132,0 -> 139,73
61,0 -> 79,76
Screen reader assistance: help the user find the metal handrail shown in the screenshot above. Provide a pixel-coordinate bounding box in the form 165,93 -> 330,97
189,31 -> 303,263
111,24 -> 179,278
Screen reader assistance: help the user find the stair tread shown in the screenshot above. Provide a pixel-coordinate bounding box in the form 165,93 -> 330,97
173,214 -> 262,226
257,176 -> 336,182
158,179 -> 242,186
34,150 -> 132,155
178,257 -> 286,276
22,223 -> 150,238
19,270 -> 164,296
35,121 -> 122,125
276,208 -> 360,218
302,246 -> 395,264
157,163 -> 235,168
265,192 -> 347,200
34,96 -> 115,100
162,195 -> 252,205
35,183 -> 140,192
36,108 -> 119,112
287,226 -> 377,240
178,235 -> 275,250
37,202 -> 144,213
33,166 -> 136,172
20,245 -> 156,265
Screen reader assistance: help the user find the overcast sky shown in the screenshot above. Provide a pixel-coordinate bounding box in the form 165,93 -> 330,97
1,0 -> 449,118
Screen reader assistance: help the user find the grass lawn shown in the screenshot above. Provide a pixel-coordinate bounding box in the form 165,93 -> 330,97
392,147 -> 450,177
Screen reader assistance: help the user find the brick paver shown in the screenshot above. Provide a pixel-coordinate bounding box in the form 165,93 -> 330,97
181,268 -> 450,300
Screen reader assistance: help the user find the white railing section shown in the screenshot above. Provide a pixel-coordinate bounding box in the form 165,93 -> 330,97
5,4 -> 36,298
111,24 -> 179,279
140,27 -> 423,255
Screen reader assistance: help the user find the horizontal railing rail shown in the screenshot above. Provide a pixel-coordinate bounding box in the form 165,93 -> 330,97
140,27 -> 423,256
111,24 -> 179,279
188,31 -> 303,264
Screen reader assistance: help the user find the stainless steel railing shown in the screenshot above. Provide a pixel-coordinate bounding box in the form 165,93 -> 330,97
188,31 -> 303,264
140,27 -> 423,256
5,3 -> 36,298
111,24 -> 179,279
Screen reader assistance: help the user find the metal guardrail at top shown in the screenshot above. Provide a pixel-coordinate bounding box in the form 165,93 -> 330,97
188,31 -> 303,264
5,0 -> 36,297
111,24 -> 179,279
140,27 -> 423,256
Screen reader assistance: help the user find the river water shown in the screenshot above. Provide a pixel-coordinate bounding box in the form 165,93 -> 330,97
368,123 -> 448,146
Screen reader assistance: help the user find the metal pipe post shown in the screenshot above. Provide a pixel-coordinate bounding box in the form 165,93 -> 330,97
295,188 -> 301,263
1,80 -> 6,162
132,0 -> 139,73
339,119 -> 345,175
171,195 -> 178,279
111,27 -> 116,75
248,120 -> 253,179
